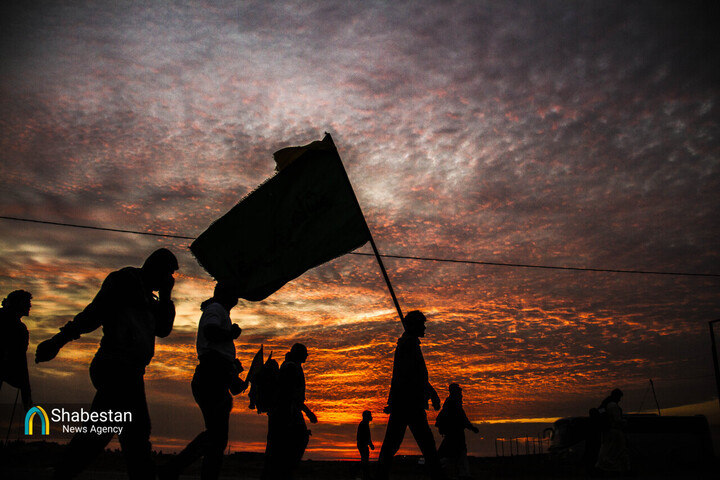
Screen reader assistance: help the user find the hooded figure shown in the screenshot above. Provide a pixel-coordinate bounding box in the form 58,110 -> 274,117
436,383 -> 479,480
35,248 -> 178,480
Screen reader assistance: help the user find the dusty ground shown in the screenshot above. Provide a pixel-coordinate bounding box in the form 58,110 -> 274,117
1,442 -> 718,479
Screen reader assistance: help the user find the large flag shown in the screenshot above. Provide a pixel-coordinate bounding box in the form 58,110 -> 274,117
191,133 -> 370,301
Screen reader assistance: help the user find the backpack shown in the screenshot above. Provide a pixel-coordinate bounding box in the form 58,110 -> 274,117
595,406 -> 612,431
248,356 -> 279,414
435,407 -> 448,435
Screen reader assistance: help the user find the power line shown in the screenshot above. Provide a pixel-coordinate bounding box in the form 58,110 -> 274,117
2,214 -> 719,278
0,215 -> 195,240
348,252 -> 719,277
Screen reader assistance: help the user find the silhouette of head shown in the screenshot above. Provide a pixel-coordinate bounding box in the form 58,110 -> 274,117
287,343 -> 308,364
362,410 -> 373,422
142,248 -> 179,290
610,388 -> 623,402
2,290 -> 32,317
213,282 -> 239,311
402,310 -> 427,337
449,383 -> 462,397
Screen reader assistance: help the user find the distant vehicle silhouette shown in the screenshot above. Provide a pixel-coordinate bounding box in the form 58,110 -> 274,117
547,413 -> 714,471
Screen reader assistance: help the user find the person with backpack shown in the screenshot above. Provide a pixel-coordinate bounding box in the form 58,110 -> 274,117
435,383 -> 478,480
595,388 -> 630,474
262,343 -> 317,480
158,282 -> 246,480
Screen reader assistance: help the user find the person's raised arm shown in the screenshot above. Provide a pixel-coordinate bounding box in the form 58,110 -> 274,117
35,273 -> 119,363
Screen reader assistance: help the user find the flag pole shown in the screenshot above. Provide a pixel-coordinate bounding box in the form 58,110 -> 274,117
366,231 -> 404,322
325,133 -> 404,322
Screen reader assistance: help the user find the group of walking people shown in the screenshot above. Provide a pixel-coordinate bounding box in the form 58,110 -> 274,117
1,248 -> 483,480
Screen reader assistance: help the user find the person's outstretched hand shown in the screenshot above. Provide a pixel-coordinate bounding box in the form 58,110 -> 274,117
35,337 -> 62,363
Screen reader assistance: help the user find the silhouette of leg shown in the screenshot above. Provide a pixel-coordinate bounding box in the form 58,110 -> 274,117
160,362 -> 232,480
407,410 -> 443,480
262,412 -> 282,480
53,425 -> 113,479
286,414 -> 309,479
53,361 -> 120,479
197,381 -> 231,480
376,412 -> 408,480
118,388 -> 153,480
89,361 -> 155,480
359,446 -> 371,480
160,431 -> 208,480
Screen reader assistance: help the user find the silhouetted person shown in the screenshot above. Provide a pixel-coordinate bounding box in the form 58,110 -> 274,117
262,343 -> 317,480
595,388 -> 630,474
35,248 -> 179,480
376,310 -> 444,480
158,282 -> 246,480
0,290 -> 34,411
435,383 -> 478,480
357,410 -> 375,480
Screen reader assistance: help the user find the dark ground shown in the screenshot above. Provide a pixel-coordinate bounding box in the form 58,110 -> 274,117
1,441 -> 718,479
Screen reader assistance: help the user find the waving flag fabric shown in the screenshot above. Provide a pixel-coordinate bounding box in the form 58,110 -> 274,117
191,134 -> 370,301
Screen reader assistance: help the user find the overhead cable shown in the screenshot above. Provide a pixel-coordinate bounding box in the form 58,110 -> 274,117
1,215 -> 718,278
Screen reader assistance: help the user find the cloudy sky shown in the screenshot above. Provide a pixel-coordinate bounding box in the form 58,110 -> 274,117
1,0 -> 719,459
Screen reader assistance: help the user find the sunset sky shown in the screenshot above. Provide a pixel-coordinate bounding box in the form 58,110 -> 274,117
1,0 -> 719,460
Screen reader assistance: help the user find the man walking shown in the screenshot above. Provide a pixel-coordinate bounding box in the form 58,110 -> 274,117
35,248 -> 179,480
262,343 -> 317,480
158,282 -> 245,480
376,310 -> 443,480
357,410 -> 375,480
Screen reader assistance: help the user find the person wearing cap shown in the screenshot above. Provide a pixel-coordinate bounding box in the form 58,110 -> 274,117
435,383 -> 479,480
35,248 -> 179,480
159,282 -> 246,480
262,342 -> 317,480
376,310 -> 444,480
0,289 -> 34,411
